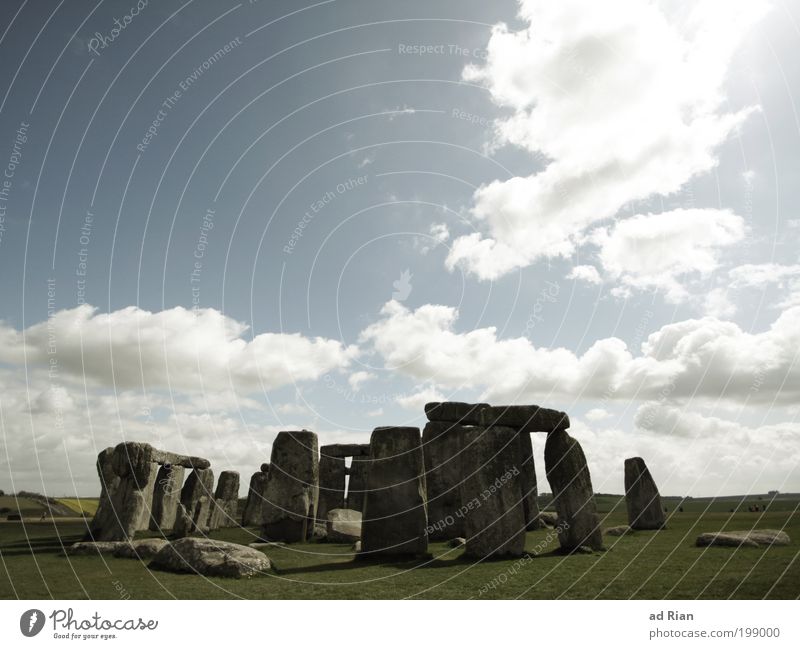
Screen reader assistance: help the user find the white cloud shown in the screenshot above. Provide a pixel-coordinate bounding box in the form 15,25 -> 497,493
361,300 -> 800,405
594,209 -> 745,301
704,287 -> 736,318
0,304 -> 357,395
447,0 -> 767,280
347,370 -> 376,392
729,263 -> 800,308
567,265 -> 602,285
585,408 -> 612,422
395,385 -> 445,411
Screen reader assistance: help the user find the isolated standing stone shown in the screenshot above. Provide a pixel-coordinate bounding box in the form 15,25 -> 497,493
180,467 -> 215,520
361,427 -> 428,556
261,430 -> 319,542
317,454 -> 346,522
208,471 -> 240,529
424,402 -> 489,426
624,457 -> 665,530
150,463 -> 185,531
242,469 -> 269,526
518,431 -> 541,531
422,421 -> 469,540
460,426 -> 526,558
480,405 -> 570,433
544,429 -> 603,551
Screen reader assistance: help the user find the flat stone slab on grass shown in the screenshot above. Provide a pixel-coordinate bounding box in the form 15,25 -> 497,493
149,538 -> 270,578
65,541 -> 126,556
113,538 -> 169,559
605,525 -> 632,537
696,530 -> 790,548
326,508 -> 362,543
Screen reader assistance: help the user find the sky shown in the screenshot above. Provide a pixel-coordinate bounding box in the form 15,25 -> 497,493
0,0 -> 798,498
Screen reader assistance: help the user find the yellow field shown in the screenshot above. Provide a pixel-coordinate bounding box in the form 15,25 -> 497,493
55,498 -> 98,516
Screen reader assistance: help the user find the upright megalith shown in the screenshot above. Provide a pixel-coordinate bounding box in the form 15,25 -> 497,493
518,431 -> 541,531
480,405 -> 570,432
180,467 -> 215,527
242,468 -> 269,527
150,463 -> 185,531
317,454 -> 346,522
361,427 -> 428,556
544,428 -> 603,551
261,430 -> 319,543
208,471 -> 240,529
624,457 -> 665,530
460,426 -> 527,558
422,421 -> 469,540
88,442 -> 211,542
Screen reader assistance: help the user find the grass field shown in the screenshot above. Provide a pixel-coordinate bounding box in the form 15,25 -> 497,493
1,508 -> 797,599
55,498 -> 99,517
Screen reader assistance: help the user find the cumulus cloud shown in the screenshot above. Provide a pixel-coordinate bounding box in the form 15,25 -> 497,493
447,0 -> 767,280
0,304 -> 357,394
729,263 -> 800,308
361,300 -> 800,405
567,265 -> 603,285
395,385 -> 445,411
348,370 -> 376,392
594,209 -> 745,301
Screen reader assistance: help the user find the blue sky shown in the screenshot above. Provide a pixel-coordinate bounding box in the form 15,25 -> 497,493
0,0 -> 798,497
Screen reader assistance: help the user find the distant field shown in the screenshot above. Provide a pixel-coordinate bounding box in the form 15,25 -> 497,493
0,495 -> 99,519
1,509 -> 798,599
55,498 -> 99,517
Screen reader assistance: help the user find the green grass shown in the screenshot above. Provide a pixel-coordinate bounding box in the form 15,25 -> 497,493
55,498 -> 99,517
1,509 -> 798,599
0,496 -> 49,517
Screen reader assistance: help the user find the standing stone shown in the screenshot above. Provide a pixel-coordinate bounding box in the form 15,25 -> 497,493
544,428 -> 603,551
346,452 -> 370,512
242,469 -> 269,526
361,427 -> 428,557
208,471 -> 240,529
150,463 -> 185,531
318,455 -> 346,522
518,432 -> 541,530
460,426 -> 526,558
624,457 -> 666,530
180,468 -> 215,524
173,504 -> 194,538
422,421 -> 469,540
88,447 -> 120,540
261,430 -> 319,543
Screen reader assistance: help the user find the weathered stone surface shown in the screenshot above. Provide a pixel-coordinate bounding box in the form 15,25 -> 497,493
180,468 -> 215,518
317,455 -> 346,522
361,427 -> 428,556
544,428 -> 603,551
448,537 -> 466,548
312,523 -> 328,540
149,464 -> 185,532
422,421 -> 470,540
518,431 -> 541,530
320,443 -> 370,458
326,508 -> 362,543
242,470 -> 269,526
149,538 -> 270,578
113,538 -> 169,559
347,454 -> 370,512
261,430 -> 319,542
624,457 -> 665,530
87,442 -> 159,541
260,463 -> 270,473
460,426 -> 526,559
351,541 -> 361,553
480,405 -> 570,433
172,504 -> 194,538
66,541 -> 125,556
424,402 -> 489,425
696,530 -> 790,548
208,471 -> 240,529
605,525 -> 632,537
151,450 -> 210,470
